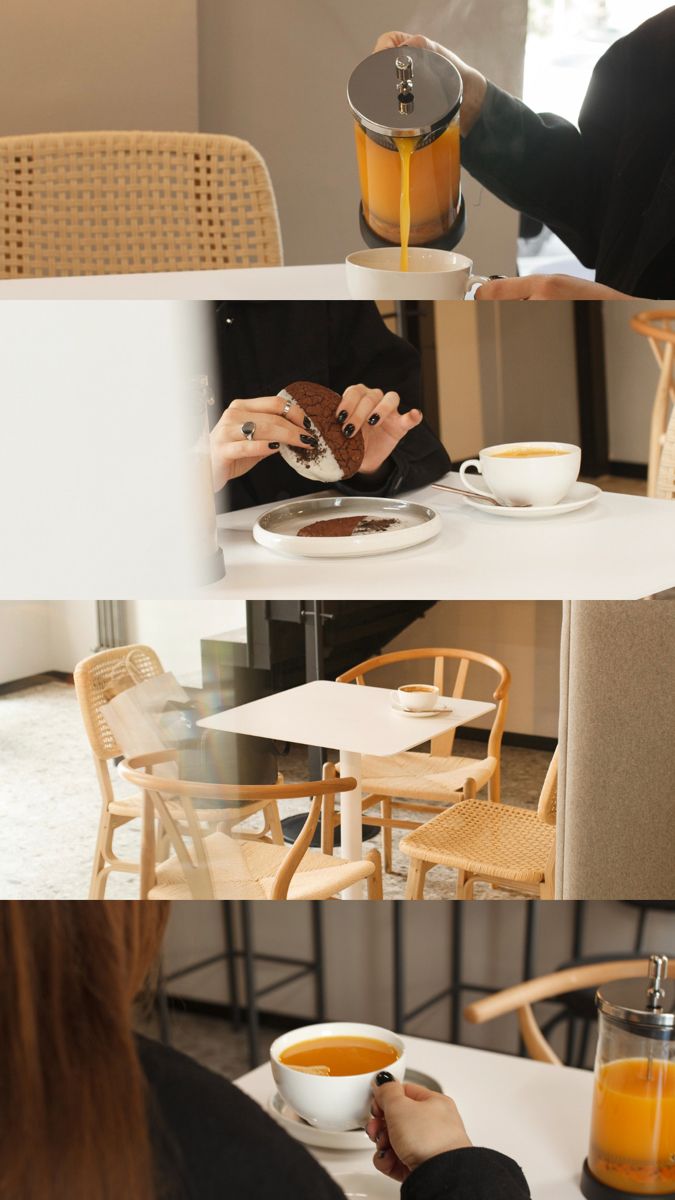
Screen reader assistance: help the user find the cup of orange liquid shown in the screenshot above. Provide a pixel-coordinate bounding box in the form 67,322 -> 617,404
346,247 -> 488,300
582,956 -> 675,1199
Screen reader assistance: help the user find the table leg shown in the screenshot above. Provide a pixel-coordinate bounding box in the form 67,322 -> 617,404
339,748 -> 365,900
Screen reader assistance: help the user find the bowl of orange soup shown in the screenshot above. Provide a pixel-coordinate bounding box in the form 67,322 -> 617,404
270,1022 -> 406,1130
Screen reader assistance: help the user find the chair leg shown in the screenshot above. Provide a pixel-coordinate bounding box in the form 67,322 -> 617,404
89,804 -> 113,899
382,797 -> 393,873
365,849 -> 383,900
264,801 -> 284,846
459,874 -> 476,899
487,762 -> 501,804
405,858 -> 430,900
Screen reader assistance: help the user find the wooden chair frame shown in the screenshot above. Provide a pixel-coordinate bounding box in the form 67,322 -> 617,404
118,751 -> 382,901
74,643 -> 282,899
331,647 -> 511,871
464,958 -> 650,1064
630,311 -> 675,498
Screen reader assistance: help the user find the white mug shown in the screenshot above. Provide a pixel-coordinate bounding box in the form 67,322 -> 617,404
345,247 -> 488,300
397,684 -> 439,712
270,1022 -> 406,1131
459,442 -> 581,508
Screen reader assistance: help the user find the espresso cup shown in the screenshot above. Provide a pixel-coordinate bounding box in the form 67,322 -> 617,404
459,442 -> 581,508
270,1021 -> 406,1131
397,684 -> 439,712
345,247 -> 488,300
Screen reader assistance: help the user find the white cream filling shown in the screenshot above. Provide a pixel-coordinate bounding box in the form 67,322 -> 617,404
277,389 -> 347,483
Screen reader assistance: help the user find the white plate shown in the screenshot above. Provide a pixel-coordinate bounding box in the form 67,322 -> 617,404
253,496 -> 441,558
391,699 -> 453,718
267,1069 -> 443,1151
462,481 -> 600,518
333,1172 -> 399,1199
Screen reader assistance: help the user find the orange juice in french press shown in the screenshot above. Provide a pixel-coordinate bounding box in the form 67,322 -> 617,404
582,956 -> 675,1200
347,45 -> 464,269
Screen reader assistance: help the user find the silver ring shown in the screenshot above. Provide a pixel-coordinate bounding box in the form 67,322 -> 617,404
281,394 -> 295,417
241,420 -> 256,441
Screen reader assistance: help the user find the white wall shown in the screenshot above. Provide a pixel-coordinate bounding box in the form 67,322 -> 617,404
0,601 -> 98,682
125,598 -> 247,683
1,0 -> 198,135
198,0 -> 527,270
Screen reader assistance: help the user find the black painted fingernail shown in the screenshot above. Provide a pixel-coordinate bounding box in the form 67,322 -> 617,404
268,442 -> 280,449
303,416 -> 312,430
375,1070 -> 395,1086
300,434 -> 318,446
343,423 -> 355,438
337,410 -> 348,425
368,413 -> 380,426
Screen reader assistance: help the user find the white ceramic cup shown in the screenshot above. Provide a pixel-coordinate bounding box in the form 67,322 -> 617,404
459,442 -> 581,508
345,247 -> 488,300
397,683 -> 439,712
270,1021 -> 406,1131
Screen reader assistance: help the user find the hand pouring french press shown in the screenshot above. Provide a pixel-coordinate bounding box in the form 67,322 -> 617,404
347,45 -> 464,259
582,955 -> 675,1199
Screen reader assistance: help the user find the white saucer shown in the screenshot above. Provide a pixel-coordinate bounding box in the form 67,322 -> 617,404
462,481 -> 600,518
333,1173 -> 399,1199
391,699 -> 453,718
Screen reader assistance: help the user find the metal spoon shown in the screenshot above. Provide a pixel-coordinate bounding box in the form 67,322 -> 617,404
431,482 -> 532,508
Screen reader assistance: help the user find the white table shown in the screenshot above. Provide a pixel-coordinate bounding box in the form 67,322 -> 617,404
214,473 -> 675,600
236,1034 -> 593,1200
0,263 -> 350,299
198,679 -> 494,898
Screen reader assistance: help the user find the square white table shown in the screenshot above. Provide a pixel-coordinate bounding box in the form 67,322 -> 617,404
214,472 -> 675,600
0,263 -> 350,299
198,679 -> 494,898
236,1034 -> 593,1199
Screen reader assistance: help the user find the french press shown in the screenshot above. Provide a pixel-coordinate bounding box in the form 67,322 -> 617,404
347,45 -> 464,252
582,955 -> 675,1199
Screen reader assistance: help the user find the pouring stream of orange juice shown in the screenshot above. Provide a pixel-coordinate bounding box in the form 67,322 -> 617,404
394,136 -> 419,272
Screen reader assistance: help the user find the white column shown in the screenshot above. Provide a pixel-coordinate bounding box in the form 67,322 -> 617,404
338,748 -> 365,900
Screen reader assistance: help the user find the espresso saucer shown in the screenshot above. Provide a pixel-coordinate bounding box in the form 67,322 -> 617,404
391,699 -> 452,718
461,481 -> 600,519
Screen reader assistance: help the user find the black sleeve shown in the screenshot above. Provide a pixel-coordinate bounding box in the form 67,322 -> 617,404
461,34 -> 626,269
325,302 -> 452,495
137,1036 -> 344,1200
402,1147 -> 531,1200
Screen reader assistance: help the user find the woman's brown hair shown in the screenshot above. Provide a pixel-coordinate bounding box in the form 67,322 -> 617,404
0,901 -> 170,1200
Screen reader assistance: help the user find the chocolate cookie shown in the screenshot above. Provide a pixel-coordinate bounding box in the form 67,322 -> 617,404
278,381 -> 365,483
297,516 -> 399,538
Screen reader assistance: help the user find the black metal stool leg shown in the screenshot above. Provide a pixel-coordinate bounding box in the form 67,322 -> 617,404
393,902 -> 404,1032
312,904 -> 325,1021
155,960 -> 171,1046
240,902 -> 260,1069
222,901 -> 241,1031
519,903 -> 538,1056
450,903 -> 463,1044
634,908 -> 648,953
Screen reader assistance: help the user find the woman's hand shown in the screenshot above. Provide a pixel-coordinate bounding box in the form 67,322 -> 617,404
336,384 -> 422,475
373,32 -> 487,135
366,1075 -> 472,1183
210,396 -> 317,490
475,274 -> 630,301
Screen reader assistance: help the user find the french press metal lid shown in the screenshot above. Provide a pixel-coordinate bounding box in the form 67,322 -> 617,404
596,955 -> 675,1039
348,45 -> 462,140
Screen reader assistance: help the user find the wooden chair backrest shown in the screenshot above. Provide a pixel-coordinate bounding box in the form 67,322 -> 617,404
630,311 -> 675,498
465,958 -> 650,1064
337,647 -> 510,759
536,749 -> 559,825
1,131 -> 282,278
118,752 -> 355,900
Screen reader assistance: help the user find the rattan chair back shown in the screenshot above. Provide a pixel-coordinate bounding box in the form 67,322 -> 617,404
1,131 -> 282,278
74,643 -> 163,761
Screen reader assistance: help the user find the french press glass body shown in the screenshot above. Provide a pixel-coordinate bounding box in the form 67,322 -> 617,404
582,956 -> 675,1199
347,45 -> 464,252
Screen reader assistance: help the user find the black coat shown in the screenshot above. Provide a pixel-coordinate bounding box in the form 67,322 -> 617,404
462,7 -> 675,298
139,1035 -> 530,1200
212,301 -> 451,511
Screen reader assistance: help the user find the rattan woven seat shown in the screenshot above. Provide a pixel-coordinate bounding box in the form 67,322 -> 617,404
324,648 -> 510,872
148,831 -> 377,901
1,131 -> 282,278
74,644 -> 283,898
118,752 -> 383,901
400,751 -> 558,900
